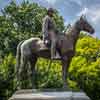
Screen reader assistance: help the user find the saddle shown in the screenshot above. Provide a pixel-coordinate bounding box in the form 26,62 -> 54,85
43,39 -> 61,60
44,39 -> 51,48
38,38 -> 51,51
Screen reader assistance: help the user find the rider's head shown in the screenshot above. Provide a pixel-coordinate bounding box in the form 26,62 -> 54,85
47,8 -> 54,17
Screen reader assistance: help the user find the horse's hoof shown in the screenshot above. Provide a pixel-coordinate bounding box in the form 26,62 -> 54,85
63,85 -> 70,91
17,86 -> 21,90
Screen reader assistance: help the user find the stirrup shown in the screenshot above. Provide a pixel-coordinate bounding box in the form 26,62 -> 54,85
51,53 -> 61,60
51,56 -> 61,60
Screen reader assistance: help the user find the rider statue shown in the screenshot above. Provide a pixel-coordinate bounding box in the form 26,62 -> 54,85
42,8 -> 60,59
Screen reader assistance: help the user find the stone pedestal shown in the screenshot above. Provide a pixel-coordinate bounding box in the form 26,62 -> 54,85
9,89 -> 91,100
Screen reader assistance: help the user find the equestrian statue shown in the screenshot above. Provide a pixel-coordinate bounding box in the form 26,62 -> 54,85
15,8 -> 94,89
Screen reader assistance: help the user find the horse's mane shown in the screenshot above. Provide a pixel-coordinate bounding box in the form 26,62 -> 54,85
57,25 -> 73,39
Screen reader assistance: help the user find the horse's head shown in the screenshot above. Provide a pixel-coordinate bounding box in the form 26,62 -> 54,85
77,15 -> 95,34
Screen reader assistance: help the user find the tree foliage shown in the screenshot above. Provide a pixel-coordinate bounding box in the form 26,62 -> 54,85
0,0 -> 64,57
0,54 -> 15,100
0,1 -> 64,100
69,34 -> 100,100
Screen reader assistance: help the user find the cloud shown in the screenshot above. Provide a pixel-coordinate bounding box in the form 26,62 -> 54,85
89,9 -> 100,23
77,6 -> 100,25
69,0 -> 82,6
77,5 -> 100,38
45,0 -> 57,4
77,7 -> 88,16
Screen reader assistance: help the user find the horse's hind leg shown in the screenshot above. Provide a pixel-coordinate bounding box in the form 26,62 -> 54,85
29,55 -> 37,89
18,54 -> 28,89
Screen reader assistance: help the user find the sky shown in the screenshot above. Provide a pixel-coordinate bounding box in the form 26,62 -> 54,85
0,0 -> 100,38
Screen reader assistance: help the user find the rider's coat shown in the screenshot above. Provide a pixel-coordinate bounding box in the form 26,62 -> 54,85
42,15 -> 56,39
42,15 -> 57,58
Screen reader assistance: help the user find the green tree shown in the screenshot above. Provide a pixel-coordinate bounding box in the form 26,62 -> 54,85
0,54 -> 16,100
0,0 -> 64,57
0,1 -> 64,99
69,34 -> 100,100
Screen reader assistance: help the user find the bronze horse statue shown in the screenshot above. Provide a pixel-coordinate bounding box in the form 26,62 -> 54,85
16,16 -> 94,89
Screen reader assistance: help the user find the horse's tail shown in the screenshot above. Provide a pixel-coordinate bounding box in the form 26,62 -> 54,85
15,40 -> 24,74
6,41 -> 24,85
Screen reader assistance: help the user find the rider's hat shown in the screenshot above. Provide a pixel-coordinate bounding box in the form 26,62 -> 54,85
47,8 -> 54,13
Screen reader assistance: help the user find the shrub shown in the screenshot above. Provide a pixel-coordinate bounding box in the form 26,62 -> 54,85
0,54 -> 16,100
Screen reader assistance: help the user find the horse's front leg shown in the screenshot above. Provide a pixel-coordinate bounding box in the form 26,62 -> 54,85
62,56 -> 71,89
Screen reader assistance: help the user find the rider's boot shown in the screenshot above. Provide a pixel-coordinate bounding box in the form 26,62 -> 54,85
51,50 -> 61,60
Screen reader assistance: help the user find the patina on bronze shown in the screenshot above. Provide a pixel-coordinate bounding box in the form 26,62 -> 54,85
15,15 -> 94,89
